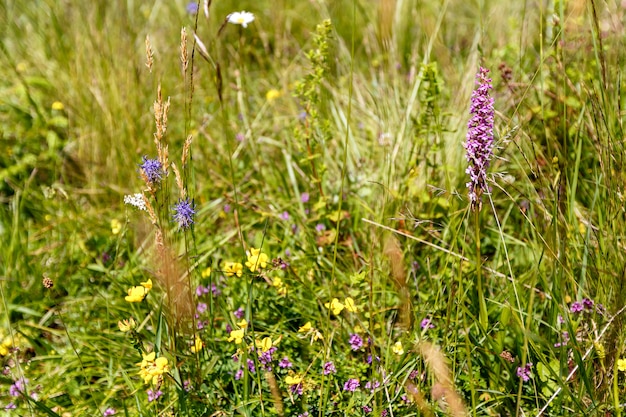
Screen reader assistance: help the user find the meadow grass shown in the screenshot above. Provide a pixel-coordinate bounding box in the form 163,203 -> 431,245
1,0 -> 626,415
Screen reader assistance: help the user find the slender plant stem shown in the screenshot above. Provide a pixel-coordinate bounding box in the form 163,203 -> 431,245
474,209 -> 488,331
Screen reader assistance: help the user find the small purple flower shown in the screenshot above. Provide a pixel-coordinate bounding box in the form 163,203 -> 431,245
247,359 -> 256,373
322,361 -> 336,375
420,318 -> 435,329
297,413 -> 309,417
516,362 -> 533,382
363,405 -> 372,413
280,211 -> 290,221
235,369 -> 244,380
196,285 -> 209,297
5,403 -> 16,410
343,378 -> 360,392
582,298 -> 594,311
9,377 -> 28,397
147,389 -> 163,402
381,410 -> 388,417
183,379 -> 192,392
464,67 -> 495,211
409,370 -> 420,380
290,383 -> 303,395
225,323 -> 232,333
173,198 -> 195,229
224,204 -> 231,213
349,334 -> 363,351
236,133 -> 245,142
570,301 -> 583,314
210,283 -> 221,297
301,193 -> 310,203
234,307 -> 245,319
554,331 -> 570,348
140,156 -> 164,185
103,408 -> 116,416
365,380 -> 380,392
557,314 -> 565,324
279,357 -> 293,369
186,2 -> 198,14
315,223 -> 326,232
258,347 -> 277,369
197,302 -> 207,314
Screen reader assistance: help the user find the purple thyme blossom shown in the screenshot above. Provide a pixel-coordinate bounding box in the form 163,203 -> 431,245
301,192 -> 310,203
349,333 -> 363,351
343,378 -> 360,392
322,361 -> 336,375
234,307 -> 245,319
279,357 -> 293,369
582,298 -> 594,311
280,211 -> 290,220
103,408 -> 116,416
258,347 -> 277,370
362,405 -> 372,413
9,377 -> 28,397
247,359 -> 256,373
290,383 -> 303,395
197,302 -> 207,314
464,67 -> 495,211
5,403 -> 16,410
516,362 -> 533,382
570,301 -> 583,314
420,318 -> 435,329
365,380 -> 380,392
140,156 -> 164,185
147,389 -> 163,402
173,198 -> 195,229
235,369 -> 244,380
554,331 -> 570,348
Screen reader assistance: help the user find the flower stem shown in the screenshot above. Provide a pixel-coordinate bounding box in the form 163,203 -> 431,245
474,208 -> 488,331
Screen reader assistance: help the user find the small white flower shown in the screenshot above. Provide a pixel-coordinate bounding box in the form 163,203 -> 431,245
124,193 -> 147,211
227,11 -> 255,28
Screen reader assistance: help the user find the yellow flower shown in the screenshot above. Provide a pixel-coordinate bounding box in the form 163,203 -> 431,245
111,219 -> 122,235
191,336 -> 204,353
285,374 -> 303,385
344,297 -> 357,313
224,262 -> 243,277
237,319 -> 248,329
298,322 -> 312,333
140,279 -> 153,290
272,277 -> 288,296
51,101 -> 64,111
125,285 -> 149,302
0,336 -> 13,356
325,298 -> 344,315
201,267 -> 212,278
266,89 -> 282,102
618,358 -> 626,372
228,329 -> 245,344
392,341 -> 404,355
255,337 -> 272,352
118,317 -> 137,332
245,248 -> 269,273
137,352 -> 170,385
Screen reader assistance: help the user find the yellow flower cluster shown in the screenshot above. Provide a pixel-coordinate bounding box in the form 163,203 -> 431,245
255,337 -> 273,352
224,262 -> 243,278
191,336 -> 204,353
125,279 -> 152,303
245,247 -> 269,273
0,335 -> 14,356
324,297 -> 358,315
228,319 -> 248,345
118,317 -> 137,332
137,352 -> 170,385
298,321 -> 323,344
285,374 -> 303,385
272,276 -> 288,296
618,358 -> 626,372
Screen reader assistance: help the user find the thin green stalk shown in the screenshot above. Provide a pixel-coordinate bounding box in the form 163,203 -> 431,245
474,209 -> 488,331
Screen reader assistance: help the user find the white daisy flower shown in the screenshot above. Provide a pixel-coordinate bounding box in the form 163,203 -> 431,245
227,11 -> 255,28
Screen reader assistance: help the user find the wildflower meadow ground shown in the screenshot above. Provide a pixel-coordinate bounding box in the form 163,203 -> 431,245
2,1 -> 626,416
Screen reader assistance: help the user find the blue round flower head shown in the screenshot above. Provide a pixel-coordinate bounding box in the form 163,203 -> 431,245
173,198 -> 195,229
140,156 -> 164,185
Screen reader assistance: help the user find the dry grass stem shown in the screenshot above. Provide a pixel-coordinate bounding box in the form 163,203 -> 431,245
182,134 -> 193,166
145,35 -> 154,72
171,162 -> 186,199
383,235 -> 413,330
180,27 -> 188,75
418,342 -> 467,417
